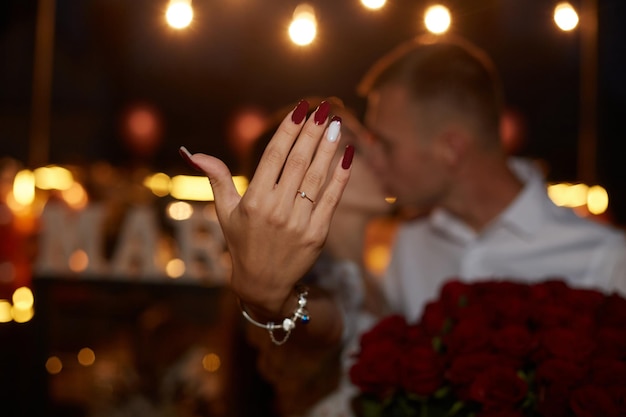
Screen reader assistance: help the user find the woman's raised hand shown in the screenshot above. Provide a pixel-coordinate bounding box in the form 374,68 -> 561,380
179,100 -> 354,318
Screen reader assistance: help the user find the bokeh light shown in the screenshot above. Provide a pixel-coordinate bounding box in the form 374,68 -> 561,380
77,348 -> 96,366
167,201 -> 194,220
289,4 -> 317,46
587,185 -> 609,215
46,356 -> 63,375
202,353 -> 221,372
554,2 -> 579,31
424,5 -> 451,34
12,286 -> 34,310
166,258 -> 185,278
166,0 -> 194,29
120,104 -> 163,158
0,300 -> 12,323
69,250 -> 89,273
361,0 -> 386,10
12,170 -> 35,206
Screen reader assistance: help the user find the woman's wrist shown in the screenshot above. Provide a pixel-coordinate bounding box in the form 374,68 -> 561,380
230,268 -> 299,319
238,285 -> 310,346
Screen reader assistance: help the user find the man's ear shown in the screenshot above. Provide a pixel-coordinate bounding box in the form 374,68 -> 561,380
434,128 -> 470,167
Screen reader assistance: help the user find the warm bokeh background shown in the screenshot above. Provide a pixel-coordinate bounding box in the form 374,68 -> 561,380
1,1 -> 625,218
1,1 -> 625,416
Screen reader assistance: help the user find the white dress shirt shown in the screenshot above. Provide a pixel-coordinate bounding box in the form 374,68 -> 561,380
383,159 -> 626,322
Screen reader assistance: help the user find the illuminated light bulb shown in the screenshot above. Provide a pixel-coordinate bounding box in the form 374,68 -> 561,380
568,183 -> 589,207
171,175 -> 214,201
34,165 -> 74,190
424,4 -> 452,34
13,170 -> 35,206
548,183 -> 589,207
12,305 -> 34,323
46,356 -> 63,374
166,0 -> 193,29
167,201 -> 194,220
361,0 -> 386,10
547,183 -> 570,207
232,176 -> 249,196
168,201 -> 194,220
62,182 -> 89,210
12,287 -> 34,310
384,197 -> 397,204
78,348 -> 96,366
143,173 -> 172,197
554,2 -> 579,31
69,250 -> 89,273
587,185 -> 609,215
364,244 -> 392,276
0,300 -> 12,323
166,258 -> 185,278
289,4 -> 317,46
202,353 -> 221,372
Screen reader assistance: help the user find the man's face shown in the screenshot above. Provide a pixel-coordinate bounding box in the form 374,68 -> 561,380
363,83 -> 451,210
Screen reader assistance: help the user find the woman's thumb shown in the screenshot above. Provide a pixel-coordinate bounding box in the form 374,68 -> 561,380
179,146 -> 240,216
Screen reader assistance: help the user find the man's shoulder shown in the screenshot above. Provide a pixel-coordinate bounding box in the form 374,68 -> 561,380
544,202 -> 626,244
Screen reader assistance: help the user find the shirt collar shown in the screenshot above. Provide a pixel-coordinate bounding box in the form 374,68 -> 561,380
428,158 -> 548,242
496,158 -> 547,237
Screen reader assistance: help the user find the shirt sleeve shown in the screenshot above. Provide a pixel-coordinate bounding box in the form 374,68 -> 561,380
602,234 -> 626,297
586,231 -> 626,296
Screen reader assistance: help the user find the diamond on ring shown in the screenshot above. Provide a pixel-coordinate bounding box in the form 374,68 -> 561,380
296,189 -> 315,204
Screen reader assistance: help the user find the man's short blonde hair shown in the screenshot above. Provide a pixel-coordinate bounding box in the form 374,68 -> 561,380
358,34 -> 504,144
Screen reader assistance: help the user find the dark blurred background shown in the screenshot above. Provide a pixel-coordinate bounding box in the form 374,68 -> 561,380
0,1 -> 626,416
1,0 -> 625,222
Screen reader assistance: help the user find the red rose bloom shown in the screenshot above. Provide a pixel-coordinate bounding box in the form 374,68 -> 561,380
536,383 -> 573,417
350,279 -> 626,417
539,328 -> 596,363
469,366 -> 527,410
440,279 -> 473,314
602,294 -> 626,326
529,280 -> 570,302
476,410 -> 525,417
359,314 -> 408,348
420,300 -> 448,336
588,358 -> 626,387
446,353 -> 515,400
565,288 -> 605,312
400,343 -> 445,396
595,326 -> 626,359
569,385 -> 620,417
491,324 -> 536,360
534,358 -> 587,389
530,302 -> 573,329
349,338 -> 402,398
445,316 -> 492,356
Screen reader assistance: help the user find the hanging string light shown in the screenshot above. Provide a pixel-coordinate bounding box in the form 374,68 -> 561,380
166,0 -> 194,30
289,4 -> 317,46
554,2 -> 579,31
424,4 -> 451,34
361,0 -> 386,10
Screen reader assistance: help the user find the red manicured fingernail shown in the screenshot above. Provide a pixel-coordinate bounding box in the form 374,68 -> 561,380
314,101 -> 330,125
342,145 -> 355,169
179,146 -> 203,172
291,99 -> 309,124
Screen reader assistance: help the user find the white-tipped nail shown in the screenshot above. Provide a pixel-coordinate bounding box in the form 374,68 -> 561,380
179,146 -> 192,158
326,119 -> 341,142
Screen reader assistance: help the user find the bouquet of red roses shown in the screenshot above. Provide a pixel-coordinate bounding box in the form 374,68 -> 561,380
349,279 -> 626,417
